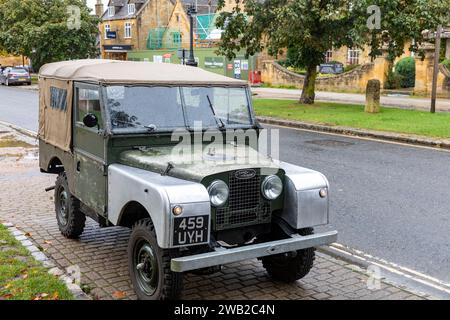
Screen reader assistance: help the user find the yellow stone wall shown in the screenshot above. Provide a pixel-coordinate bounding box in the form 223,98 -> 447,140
261,56 -> 390,93
0,55 -> 29,67
99,0 -> 192,58
100,18 -> 138,59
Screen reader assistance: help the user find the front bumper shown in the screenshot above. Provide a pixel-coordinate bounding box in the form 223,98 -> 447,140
171,230 -> 338,272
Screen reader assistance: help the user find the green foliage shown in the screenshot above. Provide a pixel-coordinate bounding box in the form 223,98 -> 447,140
395,57 -> 416,88
442,59 -> 450,70
384,69 -> 403,89
0,0 -> 99,71
216,0 -> 449,103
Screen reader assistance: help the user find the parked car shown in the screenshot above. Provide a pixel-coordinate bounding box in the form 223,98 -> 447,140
0,67 -> 32,86
38,60 -> 338,300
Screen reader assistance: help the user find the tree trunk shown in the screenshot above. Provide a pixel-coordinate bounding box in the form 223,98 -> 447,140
299,64 -> 318,104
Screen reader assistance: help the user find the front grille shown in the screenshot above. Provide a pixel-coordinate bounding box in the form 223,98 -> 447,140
229,171 -> 260,211
214,170 -> 271,231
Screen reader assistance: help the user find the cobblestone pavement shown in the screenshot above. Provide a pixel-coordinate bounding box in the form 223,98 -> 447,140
0,127 -> 429,300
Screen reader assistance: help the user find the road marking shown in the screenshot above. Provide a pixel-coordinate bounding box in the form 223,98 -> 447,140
266,123 -> 450,153
328,242 -> 450,297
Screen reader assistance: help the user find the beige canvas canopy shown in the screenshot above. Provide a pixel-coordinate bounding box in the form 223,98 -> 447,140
39,59 -> 246,86
38,59 -> 246,152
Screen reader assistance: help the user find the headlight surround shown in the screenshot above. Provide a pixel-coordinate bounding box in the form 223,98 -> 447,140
207,180 -> 229,207
261,175 -> 283,200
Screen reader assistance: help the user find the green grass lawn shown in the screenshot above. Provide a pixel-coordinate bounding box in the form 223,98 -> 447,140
31,74 -> 38,85
253,99 -> 450,138
0,224 -> 73,300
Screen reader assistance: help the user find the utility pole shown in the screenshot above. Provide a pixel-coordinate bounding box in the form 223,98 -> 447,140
186,5 -> 198,67
431,25 -> 442,113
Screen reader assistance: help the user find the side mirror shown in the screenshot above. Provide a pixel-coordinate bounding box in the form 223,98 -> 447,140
83,113 -> 98,128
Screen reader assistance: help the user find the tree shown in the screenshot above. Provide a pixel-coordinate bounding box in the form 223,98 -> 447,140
216,0 -> 449,104
0,0 -> 99,71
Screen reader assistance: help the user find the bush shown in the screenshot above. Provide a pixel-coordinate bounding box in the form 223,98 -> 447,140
395,57 -> 416,88
384,69 -> 403,89
442,59 -> 450,70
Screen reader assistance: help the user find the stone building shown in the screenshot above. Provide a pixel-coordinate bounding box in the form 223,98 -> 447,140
97,0 -> 222,60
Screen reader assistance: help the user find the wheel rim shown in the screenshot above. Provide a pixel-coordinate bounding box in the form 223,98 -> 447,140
134,239 -> 158,296
57,187 -> 69,226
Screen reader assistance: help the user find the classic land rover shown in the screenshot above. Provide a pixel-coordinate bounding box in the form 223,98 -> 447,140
38,60 -> 337,300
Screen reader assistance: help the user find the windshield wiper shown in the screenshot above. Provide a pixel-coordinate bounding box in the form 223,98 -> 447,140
144,124 -> 157,132
206,95 -> 225,129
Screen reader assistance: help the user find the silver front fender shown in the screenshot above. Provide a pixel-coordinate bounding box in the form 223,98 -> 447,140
108,164 -> 211,248
279,162 -> 330,229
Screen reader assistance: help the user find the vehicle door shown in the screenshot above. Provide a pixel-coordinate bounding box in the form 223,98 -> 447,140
73,82 -> 107,216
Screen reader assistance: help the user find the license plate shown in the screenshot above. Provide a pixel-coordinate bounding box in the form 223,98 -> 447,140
19,78 -> 26,81
173,215 -> 209,246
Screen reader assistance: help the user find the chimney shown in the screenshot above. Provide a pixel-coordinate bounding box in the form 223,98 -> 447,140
95,0 -> 104,18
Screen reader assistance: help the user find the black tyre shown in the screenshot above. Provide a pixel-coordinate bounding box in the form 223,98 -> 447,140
54,172 -> 86,238
262,228 -> 315,282
128,218 -> 183,300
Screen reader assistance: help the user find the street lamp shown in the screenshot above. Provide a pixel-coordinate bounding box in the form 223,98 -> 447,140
186,5 -> 198,67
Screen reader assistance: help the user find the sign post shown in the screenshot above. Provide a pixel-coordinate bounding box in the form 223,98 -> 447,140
431,25 -> 442,114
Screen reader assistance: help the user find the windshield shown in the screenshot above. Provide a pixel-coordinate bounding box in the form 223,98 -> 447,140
104,86 -> 253,133
11,68 -> 28,74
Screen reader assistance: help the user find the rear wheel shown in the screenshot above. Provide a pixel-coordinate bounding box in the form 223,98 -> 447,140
128,218 -> 183,300
54,172 -> 86,238
261,228 -> 316,282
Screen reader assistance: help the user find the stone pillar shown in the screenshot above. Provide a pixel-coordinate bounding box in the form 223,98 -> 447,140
370,51 -> 390,89
365,79 -> 380,113
414,43 -> 435,95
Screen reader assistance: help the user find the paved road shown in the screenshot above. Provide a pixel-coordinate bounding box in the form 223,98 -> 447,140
0,85 -> 38,132
1,85 -> 450,284
253,87 -> 450,112
273,125 -> 450,283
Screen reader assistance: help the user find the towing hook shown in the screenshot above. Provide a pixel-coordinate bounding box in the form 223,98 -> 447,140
45,185 -> 56,192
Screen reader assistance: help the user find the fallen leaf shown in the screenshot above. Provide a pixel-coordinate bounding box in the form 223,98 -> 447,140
51,292 -> 59,300
24,232 -> 32,237
4,283 -> 12,289
112,291 -> 127,299
33,292 -> 49,300
22,274 -> 28,279
43,240 -> 52,245
1,294 -> 13,299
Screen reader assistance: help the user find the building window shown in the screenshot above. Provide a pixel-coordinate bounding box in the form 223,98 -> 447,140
128,4 -> 135,15
172,32 -> 182,45
325,50 -> 333,63
108,6 -> 115,17
104,24 -> 110,39
124,22 -> 132,38
347,48 -> 360,65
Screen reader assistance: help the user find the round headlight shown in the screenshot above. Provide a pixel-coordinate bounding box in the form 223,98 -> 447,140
207,180 -> 229,207
261,175 -> 283,200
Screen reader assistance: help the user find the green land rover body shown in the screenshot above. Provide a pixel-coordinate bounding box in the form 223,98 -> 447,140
38,59 -> 337,300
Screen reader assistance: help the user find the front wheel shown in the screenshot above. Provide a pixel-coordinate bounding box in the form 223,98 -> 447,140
261,228 -> 316,282
128,218 -> 183,300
